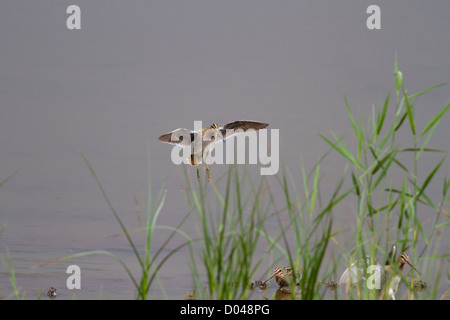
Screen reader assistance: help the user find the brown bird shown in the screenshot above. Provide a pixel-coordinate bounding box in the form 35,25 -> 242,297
381,252 -> 420,300
263,267 -> 300,288
44,287 -> 57,299
158,120 -> 269,180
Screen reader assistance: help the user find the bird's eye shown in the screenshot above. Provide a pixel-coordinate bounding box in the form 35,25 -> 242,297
179,136 -> 184,141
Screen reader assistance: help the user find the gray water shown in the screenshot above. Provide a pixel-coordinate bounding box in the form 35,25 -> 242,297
1,1 -> 449,299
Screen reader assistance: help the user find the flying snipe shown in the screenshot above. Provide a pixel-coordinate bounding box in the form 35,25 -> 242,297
338,245 -> 397,287
158,120 -> 269,180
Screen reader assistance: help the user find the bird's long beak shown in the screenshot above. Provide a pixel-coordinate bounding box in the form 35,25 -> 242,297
404,257 -> 421,275
262,271 -> 277,285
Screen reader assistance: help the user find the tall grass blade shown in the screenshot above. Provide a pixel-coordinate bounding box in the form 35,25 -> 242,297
402,86 -> 416,136
420,102 -> 449,139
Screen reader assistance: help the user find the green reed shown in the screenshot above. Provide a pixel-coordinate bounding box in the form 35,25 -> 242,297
80,151 -> 193,300
184,165 -> 277,299
323,56 -> 449,299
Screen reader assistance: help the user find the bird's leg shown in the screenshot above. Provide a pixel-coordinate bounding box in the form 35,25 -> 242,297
206,164 -> 210,181
196,165 -> 200,181
203,149 -> 211,182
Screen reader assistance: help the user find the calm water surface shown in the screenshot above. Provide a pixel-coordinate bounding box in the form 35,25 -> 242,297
1,1 -> 449,299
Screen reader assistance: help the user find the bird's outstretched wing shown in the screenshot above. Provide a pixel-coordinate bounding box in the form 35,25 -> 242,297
338,263 -> 365,287
158,128 -> 196,147
219,120 -> 269,139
